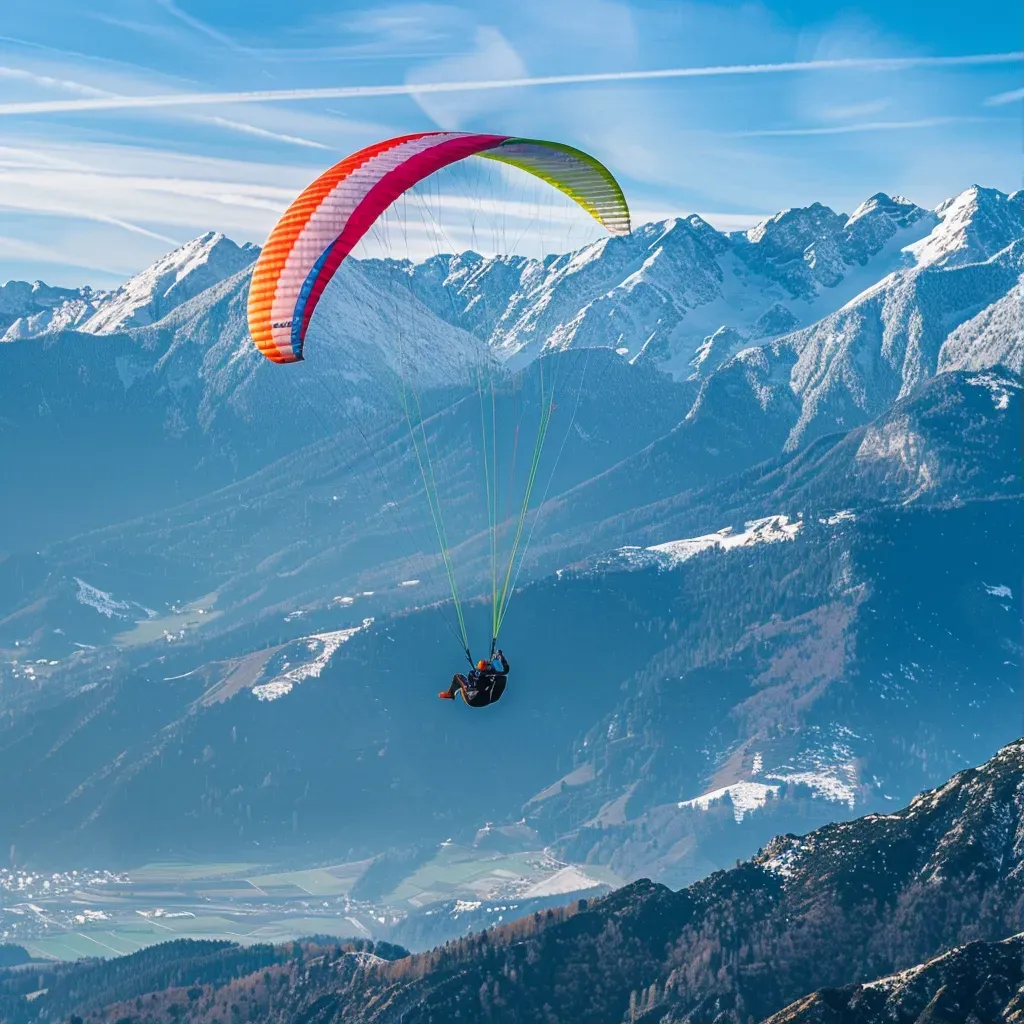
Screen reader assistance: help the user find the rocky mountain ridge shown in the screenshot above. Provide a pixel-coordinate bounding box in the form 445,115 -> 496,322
307,737 -> 1024,1024
6,739 -> 1017,1024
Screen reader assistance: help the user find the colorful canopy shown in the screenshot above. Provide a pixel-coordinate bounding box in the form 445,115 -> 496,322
247,132 -> 631,364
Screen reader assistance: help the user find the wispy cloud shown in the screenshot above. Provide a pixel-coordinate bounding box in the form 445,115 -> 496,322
11,202 -> 182,246
153,0 -> 252,54
0,61 -> 337,151
86,212 -> 180,245
985,86 -> 1024,105
0,51 -> 1018,116
0,64 -> 108,97
407,26 -> 527,128
0,233 -> 128,275
0,32 -> 171,75
194,115 -> 331,150
0,140 -> 304,243
735,116 -> 982,137
0,144 -> 92,170
819,98 -> 891,120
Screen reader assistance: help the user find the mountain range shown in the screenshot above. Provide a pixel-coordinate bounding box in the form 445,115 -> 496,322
316,737 -> 1024,1023
2,738 -> 1021,1023
0,182 -> 1020,929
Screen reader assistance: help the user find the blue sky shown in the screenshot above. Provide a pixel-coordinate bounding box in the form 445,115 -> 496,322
0,0 -> 1020,287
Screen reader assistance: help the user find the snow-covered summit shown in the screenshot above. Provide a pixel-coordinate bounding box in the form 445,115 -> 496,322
4,184 -> 1019,411
905,185 -> 1024,268
361,188 -> 984,377
1,233 -> 259,342
0,280 -> 108,339
846,192 -> 925,229
82,232 -> 259,334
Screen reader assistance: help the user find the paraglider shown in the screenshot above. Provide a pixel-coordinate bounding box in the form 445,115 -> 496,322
247,131 -> 630,695
439,650 -> 510,707
248,132 -> 630,364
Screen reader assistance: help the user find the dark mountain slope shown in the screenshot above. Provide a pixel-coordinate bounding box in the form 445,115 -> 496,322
527,494 -> 1022,886
0,489 -> 1017,882
0,937 -> 407,1024
522,366 -> 1020,571
35,740 -> 1019,1024
0,349 -> 694,639
764,933 -> 1024,1024
315,738 -> 1024,1024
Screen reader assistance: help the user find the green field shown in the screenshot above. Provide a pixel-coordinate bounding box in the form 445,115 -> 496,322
11,851 -> 620,961
247,862 -> 371,897
128,861 -> 263,883
24,916 -> 256,961
387,845 -> 622,905
114,595 -> 222,648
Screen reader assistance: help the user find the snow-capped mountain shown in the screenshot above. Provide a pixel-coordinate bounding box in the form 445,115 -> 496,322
905,183 -> 1024,268
123,251 -> 492,449
82,231 -> 259,334
2,183 -> 1019,573
775,235 -> 1023,450
4,185 -> 1018,423
639,186 -> 1024,458
360,189 -> 948,377
0,279 -> 108,338
1,232 -> 258,341
344,187 -> 1021,474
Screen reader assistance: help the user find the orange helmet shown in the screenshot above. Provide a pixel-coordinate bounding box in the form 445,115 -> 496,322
477,659 -> 489,671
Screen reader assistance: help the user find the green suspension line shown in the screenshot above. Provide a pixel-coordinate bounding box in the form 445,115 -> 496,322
399,376 -> 472,662
493,358 -> 559,639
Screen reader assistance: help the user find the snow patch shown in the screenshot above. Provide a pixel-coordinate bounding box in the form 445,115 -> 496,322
764,765 -> 858,807
73,910 -> 109,924
819,510 -> 856,526
522,866 -> 601,898
252,619 -> 373,701
647,515 -> 802,566
862,962 -> 928,991
762,840 -> 808,878
967,371 -> 1015,410
678,781 -> 779,822
74,578 -> 131,619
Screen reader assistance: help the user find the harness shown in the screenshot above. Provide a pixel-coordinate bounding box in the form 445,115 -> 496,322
460,670 -> 507,707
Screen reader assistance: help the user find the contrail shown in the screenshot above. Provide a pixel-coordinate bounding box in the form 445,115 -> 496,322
985,86 -> 1024,105
154,0 -> 254,55
0,51 -> 1019,116
734,116 -> 970,137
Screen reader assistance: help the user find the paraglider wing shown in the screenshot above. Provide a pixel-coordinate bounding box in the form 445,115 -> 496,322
247,132 -> 631,365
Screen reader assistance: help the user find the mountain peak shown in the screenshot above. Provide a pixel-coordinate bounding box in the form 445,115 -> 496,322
907,185 -> 1022,269
80,231 -> 260,335
746,201 -> 845,246
0,279 -> 108,338
846,191 -> 926,230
